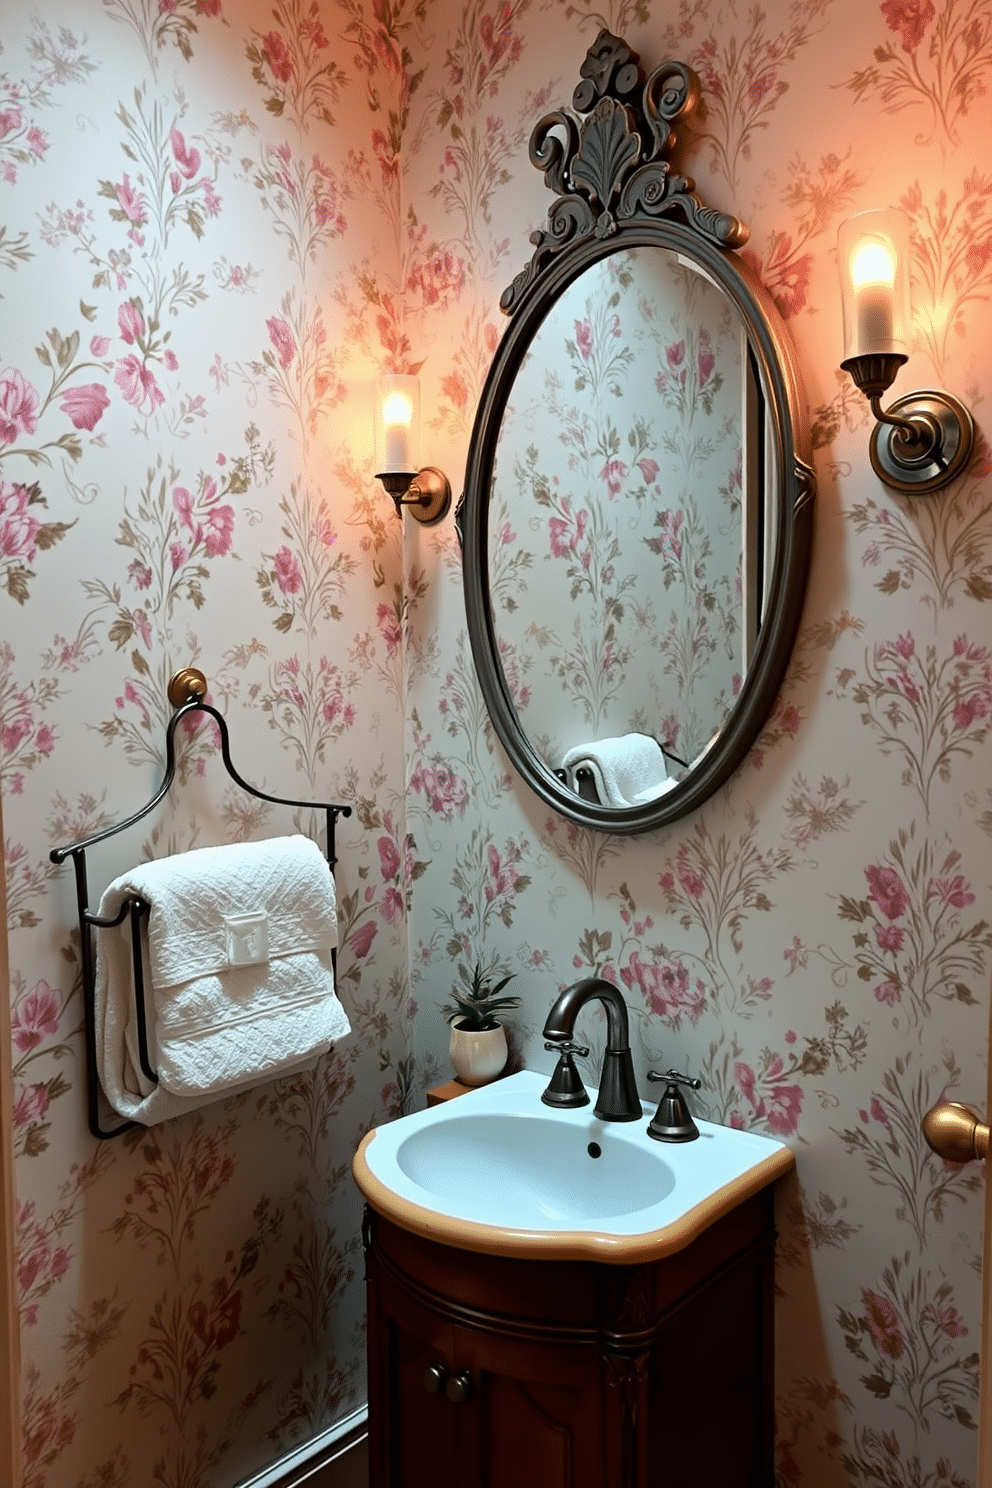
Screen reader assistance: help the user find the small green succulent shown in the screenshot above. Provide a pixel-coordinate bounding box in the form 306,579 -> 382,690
441,962 -> 520,1031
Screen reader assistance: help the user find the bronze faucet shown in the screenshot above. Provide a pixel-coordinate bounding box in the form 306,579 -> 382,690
541,978 -> 642,1122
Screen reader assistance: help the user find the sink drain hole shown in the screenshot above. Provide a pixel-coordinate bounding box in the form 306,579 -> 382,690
587,1142 -> 602,1159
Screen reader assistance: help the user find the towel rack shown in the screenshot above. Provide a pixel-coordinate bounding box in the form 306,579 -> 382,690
50,667 -> 353,1141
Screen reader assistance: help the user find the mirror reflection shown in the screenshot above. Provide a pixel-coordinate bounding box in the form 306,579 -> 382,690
487,246 -> 770,805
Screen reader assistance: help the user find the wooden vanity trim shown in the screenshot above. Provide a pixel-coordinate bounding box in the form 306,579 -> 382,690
352,1127 -> 794,1263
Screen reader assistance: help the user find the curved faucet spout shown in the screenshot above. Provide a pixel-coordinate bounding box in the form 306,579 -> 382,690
542,978 -> 642,1122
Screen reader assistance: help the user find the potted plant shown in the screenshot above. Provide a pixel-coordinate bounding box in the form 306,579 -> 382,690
441,962 -> 520,1086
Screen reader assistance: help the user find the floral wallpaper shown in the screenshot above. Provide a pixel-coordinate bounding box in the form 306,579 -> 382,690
3,0 -> 992,1486
490,245 -> 745,776
402,2 -> 992,1487
2,1 -> 421,1484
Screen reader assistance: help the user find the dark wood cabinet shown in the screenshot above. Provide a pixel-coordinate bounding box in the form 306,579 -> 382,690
363,1185 -> 777,1488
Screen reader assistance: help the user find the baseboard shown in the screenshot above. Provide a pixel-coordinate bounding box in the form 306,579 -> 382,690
235,1408 -> 368,1488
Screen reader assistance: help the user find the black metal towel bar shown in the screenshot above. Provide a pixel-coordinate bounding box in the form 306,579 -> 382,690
49,667 -> 352,1141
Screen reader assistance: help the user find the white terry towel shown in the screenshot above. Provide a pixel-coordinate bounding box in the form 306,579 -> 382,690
561,733 -> 678,807
94,834 -> 350,1126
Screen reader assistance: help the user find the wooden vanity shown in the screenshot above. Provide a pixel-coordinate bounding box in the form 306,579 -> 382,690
363,1181 -> 777,1488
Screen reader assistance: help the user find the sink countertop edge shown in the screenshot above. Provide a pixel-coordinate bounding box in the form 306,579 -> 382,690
352,1126 -> 795,1264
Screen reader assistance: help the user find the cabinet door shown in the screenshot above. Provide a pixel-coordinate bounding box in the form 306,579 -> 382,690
451,1324 -> 607,1488
367,1257 -> 458,1488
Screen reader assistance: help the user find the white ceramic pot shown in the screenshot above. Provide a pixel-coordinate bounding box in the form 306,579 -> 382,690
448,1020 -> 508,1086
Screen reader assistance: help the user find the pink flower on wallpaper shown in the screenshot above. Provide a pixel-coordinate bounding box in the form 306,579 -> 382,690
114,355 -> 164,415
882,0 -> 935,52
170,128 -> 201,179
376,602 -> 402,655
875,979 -> 902,1005
410,761 -> 469,819
378,836 -> 401,882
865,863 -> 909,920
27,126 -> 49,159
202,504 -> 234,557
170,541 -> 187,570
349,920 -> 377,959
862,1287 -> 906,1359
196,0 -> 223,14
619,952 -> 706,1024
441,370 -> 468,412
697,328 -> 716,387
0,104 -> 24,137
922,1301 -> 968,1338
118,301 -> 144,345
267,316 -> 296,368
637,458 -> 659,485
600,458 -> 628,498
778,704 -> 801,736
302,14 -> 329,49
485,842 -> 522,902
0,482 -> 41,561
59,383 -> 110,431
734,1059 -> 802,1136
928,874 -> 975,908
11,981 -> 60,1052
655,509 -> 683,562
0,368 -> 40,443
13,1082 -> 50,1131
874,923 -> 904,952
89,334 -> 111,357
676,859 -> 705,899
173,485 -> 195,530
201,179 -> 221,216
666,339 -> 686,370
548,506 -> 588,559
773,252 -> 812,320
263,30 -> 293,82
574,318 -> 592,359
133,608 -> 152,650
748,69 -> 776,106
273,546 -> 303,593
479,7 -> 522,68
115,172 -> 147,225
765,1080 -> 802,1136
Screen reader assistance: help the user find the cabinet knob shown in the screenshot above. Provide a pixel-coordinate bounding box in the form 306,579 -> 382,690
445,1370 -> 474,1404
423,1362 -> 447,1395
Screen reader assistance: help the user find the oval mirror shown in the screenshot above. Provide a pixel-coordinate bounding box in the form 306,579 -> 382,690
461,30 -> 815,835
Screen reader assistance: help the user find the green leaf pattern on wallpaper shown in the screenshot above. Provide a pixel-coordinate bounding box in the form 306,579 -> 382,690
3,0 -> 992,1485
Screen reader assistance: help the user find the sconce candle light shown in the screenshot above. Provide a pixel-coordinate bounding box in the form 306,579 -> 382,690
374,373 -> 451,525
838,208 -> 973,494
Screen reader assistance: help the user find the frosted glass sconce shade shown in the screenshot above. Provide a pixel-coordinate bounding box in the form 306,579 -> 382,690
838,208 -> 911,366
375,374 -> 418,476
374,374 -> 451,526
837,208 -> 973,495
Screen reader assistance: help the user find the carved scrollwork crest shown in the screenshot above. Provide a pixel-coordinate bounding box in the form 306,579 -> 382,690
501,29 -> 748,314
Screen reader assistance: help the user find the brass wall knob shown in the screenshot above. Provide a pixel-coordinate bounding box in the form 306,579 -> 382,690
921,1101 -> 989,1163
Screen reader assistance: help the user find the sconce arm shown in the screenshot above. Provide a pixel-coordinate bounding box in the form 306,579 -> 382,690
840,352 -> 974,497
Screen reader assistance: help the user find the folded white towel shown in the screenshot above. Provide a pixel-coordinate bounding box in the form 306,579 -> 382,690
561,733 -> 677,808
94,835 -> 350,1126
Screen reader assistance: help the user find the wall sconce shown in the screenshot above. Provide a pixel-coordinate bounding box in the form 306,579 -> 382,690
838,208 -> 974,494
374,374 -> 451,525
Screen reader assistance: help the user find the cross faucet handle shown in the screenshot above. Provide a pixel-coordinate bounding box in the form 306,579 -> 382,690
648,1068 -> 701,1090
544,1039 -> 590,1058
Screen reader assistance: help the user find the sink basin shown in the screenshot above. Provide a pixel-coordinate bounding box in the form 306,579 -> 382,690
353,1069 -> 794,1262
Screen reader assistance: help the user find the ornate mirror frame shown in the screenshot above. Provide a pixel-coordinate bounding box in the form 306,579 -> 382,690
460,30 -> 815,836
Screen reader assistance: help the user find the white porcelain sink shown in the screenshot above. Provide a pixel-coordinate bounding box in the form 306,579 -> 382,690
353,1069 -> 794,1262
